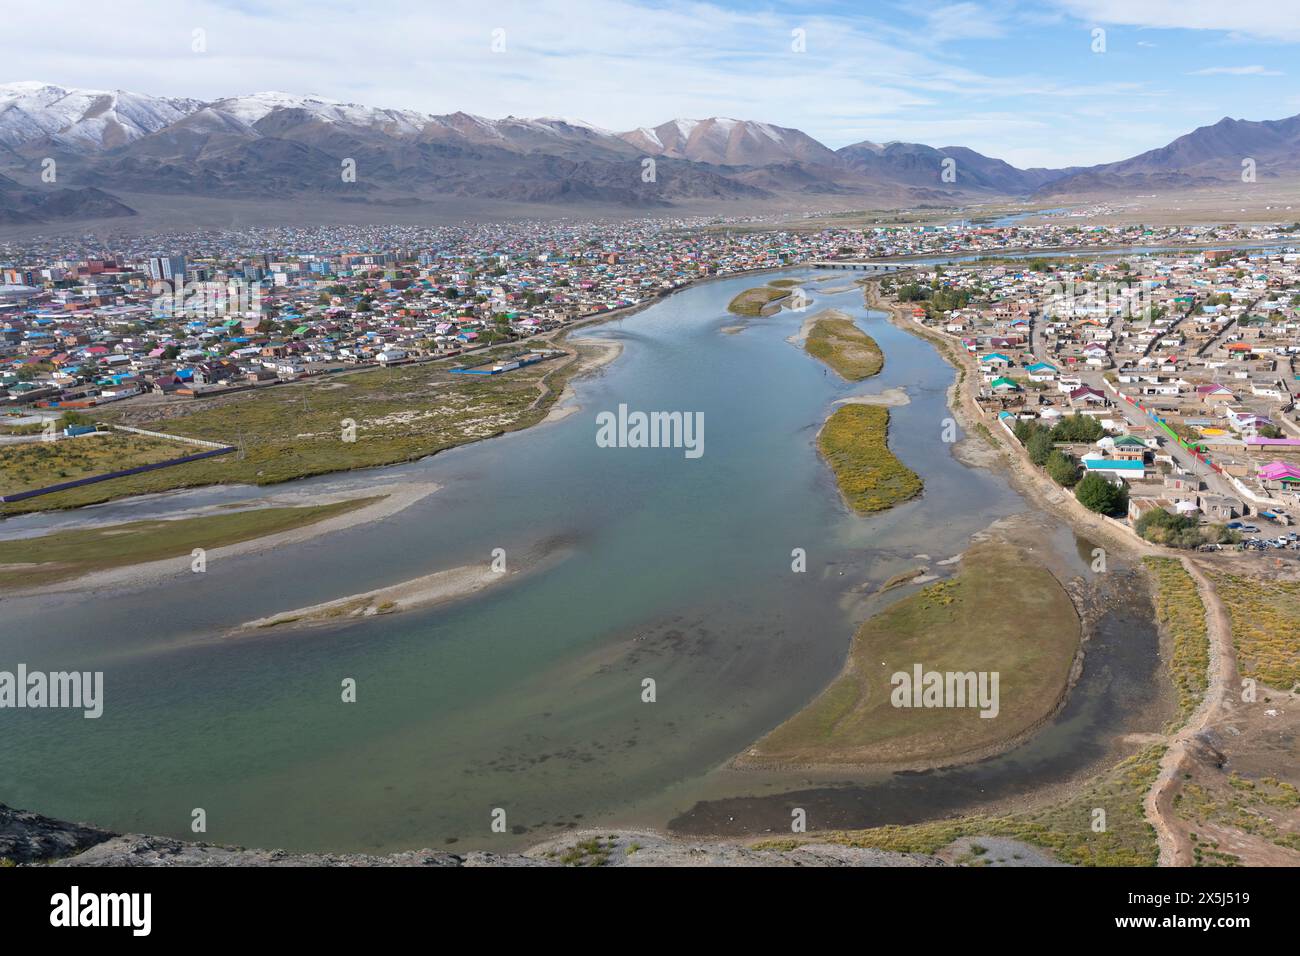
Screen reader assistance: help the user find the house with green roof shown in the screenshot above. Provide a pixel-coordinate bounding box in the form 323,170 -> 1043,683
1106,434 -> 1148,462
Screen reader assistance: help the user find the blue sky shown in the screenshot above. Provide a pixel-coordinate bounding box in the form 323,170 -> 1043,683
5,0 -> 1299,167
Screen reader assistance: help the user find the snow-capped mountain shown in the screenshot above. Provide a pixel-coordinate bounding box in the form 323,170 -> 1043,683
207,91 -> 430,135
0,82 -> 202,150
620,117 -> 839,167
1,80 -> 1293,222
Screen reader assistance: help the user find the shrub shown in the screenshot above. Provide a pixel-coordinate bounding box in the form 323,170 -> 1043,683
1136,508 -> 1240,549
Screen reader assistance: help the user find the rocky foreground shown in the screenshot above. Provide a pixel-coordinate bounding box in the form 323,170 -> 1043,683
0,804 -> 1067,867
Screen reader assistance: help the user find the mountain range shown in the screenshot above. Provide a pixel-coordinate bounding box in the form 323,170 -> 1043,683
1,81 -> 1297,224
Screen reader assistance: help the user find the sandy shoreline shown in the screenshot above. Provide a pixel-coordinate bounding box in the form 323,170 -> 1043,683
541,337 -> 624,424
786,307 -> 850,346
230,535 -> 574,635
834,387 -> 910,408
4,481 -> 441,598
233,561 -> 506,634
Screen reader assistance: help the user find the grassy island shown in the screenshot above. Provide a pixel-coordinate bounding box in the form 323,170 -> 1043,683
804,316 -> 883,380
817,404 -> 921,514
726,285 -> 788,316
744,540 -> 1079,769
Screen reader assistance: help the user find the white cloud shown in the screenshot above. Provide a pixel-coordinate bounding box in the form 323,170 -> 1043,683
923,3 -> 1007,41
1188,65 -> 1284,76
1054,0 -> 1300,42
0,0 -> 1288,168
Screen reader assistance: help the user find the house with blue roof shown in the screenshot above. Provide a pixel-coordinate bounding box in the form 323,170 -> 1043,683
1025,361 -> 1059,382
1080,453 -> 1145,478
980,352 -> 1011,368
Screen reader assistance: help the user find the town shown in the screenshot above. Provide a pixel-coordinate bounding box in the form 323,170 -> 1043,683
3,216 -> 1298,528
874,239 -> 1300,552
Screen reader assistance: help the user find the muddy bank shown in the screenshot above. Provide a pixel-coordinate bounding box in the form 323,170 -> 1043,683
668,561 -> 1167,839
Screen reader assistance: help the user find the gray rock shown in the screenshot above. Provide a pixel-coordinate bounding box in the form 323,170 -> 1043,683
0,803 -> 114,864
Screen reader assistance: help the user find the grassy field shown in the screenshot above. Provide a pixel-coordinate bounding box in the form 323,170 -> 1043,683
817,404 -> 921,513
0,496 -> 380,589
2,347 -> 575,515
747,541 -> 1079,766
1144,557 -> 1209,724
804,316 -> 883,380
1175,773 -> 1300,863
757,746 -> 1164,866
1207,570 -> 1300,689
726,285 -> 787,316
0,432 -> 193,499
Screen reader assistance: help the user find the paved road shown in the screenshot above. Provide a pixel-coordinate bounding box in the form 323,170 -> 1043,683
1084,371 -> 1240,499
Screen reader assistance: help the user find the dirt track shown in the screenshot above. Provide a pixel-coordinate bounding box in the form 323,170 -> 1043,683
1142,559 -> 1238,866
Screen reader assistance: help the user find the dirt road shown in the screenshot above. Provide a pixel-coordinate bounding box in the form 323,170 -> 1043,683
1142,558 -> 1238,866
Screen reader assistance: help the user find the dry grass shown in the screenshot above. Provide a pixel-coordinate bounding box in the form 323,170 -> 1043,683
3,347 -> 574,514
0,432 -> 190,498
1207,570 -> 1300,690
1144,558 -> 1210,723
0,496 -> 380,589
817,404 -> 922,513
804,316 -> 883,380
746,541 -> 1079,767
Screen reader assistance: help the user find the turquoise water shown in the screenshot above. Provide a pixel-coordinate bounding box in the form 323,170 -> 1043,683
1,270 -> 1049,852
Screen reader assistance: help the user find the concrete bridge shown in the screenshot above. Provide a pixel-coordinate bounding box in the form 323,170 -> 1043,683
809,260 -> 908,273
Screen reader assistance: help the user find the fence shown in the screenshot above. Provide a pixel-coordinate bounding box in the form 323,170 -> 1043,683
0,445 -> 235,503
110,424 -> 231,450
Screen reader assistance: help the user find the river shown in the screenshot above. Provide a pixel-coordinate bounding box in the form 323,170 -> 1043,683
0,268 -> 1164,852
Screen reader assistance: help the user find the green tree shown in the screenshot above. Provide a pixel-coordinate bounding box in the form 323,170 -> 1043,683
58,410 -> 95,429
1013,419 -> 1039,445
1075,473 -> 1128,516
1050,414 -> 1103,443
1045,450 -> 1079,487
1027,428 -> 1055,466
